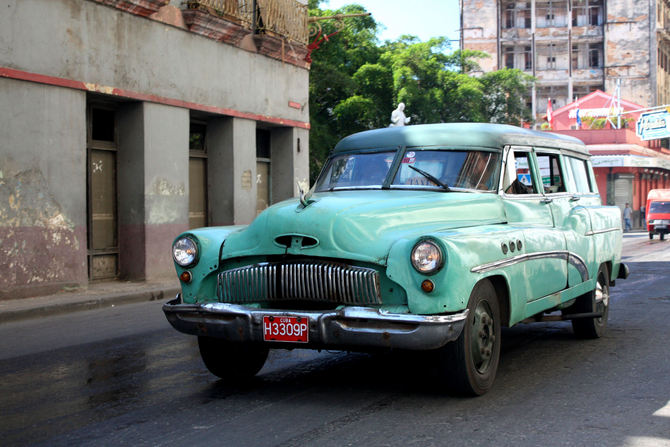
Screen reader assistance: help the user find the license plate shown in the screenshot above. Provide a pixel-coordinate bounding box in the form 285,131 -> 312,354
263,315 -> 309,343
656,225 -> 667,229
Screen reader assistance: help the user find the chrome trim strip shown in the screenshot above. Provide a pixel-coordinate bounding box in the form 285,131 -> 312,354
470,250 -> 568,273
585,227 -> 620,236
567,253 -> 589,282
471,250 -> 589,282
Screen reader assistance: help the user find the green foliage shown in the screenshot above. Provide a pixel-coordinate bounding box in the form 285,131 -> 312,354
480,69 -> 534,126
307,1 -> 534,183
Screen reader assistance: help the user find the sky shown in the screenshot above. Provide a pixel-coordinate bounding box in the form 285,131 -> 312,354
322,0 -> 461,47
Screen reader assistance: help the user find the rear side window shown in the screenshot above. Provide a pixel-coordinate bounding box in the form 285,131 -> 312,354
564,156 -> 592,193
649,201 -> 670,213
536,152 -> 566,194
502,149 -> 537,194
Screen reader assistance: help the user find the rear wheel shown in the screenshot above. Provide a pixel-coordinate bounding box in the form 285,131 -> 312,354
198,337 -> 268,380
661,233 -> 666,241
650,233 -> 654,240
436,279 -> 501,396
571,264 -> 609,339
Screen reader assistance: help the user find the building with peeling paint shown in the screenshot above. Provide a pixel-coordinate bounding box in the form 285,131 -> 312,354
461,0 -> 670,121
0,0 -> 310,299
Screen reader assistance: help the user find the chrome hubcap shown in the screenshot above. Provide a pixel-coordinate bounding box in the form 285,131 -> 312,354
470,300 -> 495,373
594,272 -> 609,324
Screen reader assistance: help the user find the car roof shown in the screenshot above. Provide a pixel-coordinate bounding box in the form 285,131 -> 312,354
333,123 -> 588,156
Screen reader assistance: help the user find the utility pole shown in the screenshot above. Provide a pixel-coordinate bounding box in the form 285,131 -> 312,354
617,78 -> 622,129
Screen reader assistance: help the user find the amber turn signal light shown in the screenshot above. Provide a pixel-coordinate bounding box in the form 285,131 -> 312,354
179,271 -> 192,283
421,279 -> 434,293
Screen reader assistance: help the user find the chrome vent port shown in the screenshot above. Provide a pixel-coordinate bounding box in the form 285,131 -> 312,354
274,234 -> 319,248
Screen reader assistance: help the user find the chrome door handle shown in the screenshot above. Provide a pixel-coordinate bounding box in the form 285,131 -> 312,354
541,197 -> 553,204
570,195 -> 581,202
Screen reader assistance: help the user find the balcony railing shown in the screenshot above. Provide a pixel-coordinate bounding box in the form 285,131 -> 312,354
184,0 -> 309,44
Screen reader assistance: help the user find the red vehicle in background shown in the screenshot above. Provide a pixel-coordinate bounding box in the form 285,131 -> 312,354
646,189 -> 670,240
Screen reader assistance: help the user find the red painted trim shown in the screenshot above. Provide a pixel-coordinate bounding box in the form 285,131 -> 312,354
0,66 -> 310,130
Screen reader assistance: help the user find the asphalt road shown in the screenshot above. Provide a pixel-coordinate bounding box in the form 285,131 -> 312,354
0,233 -> 669,446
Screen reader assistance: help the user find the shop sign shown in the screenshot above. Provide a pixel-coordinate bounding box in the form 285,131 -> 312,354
590,155 -> 670,170
636,110 -> 670,140
568,107 -> 623,118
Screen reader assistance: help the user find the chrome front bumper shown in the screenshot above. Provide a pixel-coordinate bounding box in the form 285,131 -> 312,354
163,296 -> 468,351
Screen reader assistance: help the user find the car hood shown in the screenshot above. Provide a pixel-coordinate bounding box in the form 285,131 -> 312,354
222,190 -> 506,265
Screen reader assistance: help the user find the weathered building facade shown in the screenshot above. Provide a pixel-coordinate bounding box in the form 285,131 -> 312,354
0,0 -> 310,299
461,0 -> 670,120
550,90 -> 670,224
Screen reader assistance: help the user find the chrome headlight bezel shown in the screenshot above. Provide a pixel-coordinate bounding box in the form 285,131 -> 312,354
172,236 -> 199,268
410,240 -> 444,275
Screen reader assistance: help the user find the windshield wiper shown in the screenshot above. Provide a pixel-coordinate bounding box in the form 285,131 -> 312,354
408,165 -> 451,191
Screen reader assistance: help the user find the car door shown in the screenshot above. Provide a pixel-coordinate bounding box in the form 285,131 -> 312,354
501,146 -> 567,300
534,149 -> 591,288
562,153 -> 599,285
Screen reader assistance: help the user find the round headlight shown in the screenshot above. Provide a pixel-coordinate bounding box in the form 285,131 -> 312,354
173,237 -> 198,267
411,240 -> 443,274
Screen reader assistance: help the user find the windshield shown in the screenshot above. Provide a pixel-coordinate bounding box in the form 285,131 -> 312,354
649,201 -> 670,213
314,151 -> 395,191
314,148 -> 501,192
392,150 -> 500,191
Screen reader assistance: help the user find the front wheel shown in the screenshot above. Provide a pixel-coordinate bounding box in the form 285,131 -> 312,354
571,264 -> 610,339
436,279 -> 501,396
198,337 -> 268,381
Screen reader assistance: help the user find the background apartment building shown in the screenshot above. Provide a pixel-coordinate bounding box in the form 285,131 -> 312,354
461,0 -> 670,121
0,0 -> 310,299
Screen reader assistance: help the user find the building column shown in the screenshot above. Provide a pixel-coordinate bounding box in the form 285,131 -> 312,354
0,79 -> 87,298
271,127 -> 310,202
118,102 -> 189,280
144,103 -> 190,278
207,117 -> 257,225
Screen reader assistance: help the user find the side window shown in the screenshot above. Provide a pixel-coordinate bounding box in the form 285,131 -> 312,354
565,156 -> 592,193
536,152 -> 566,194
502,149 -> 537,194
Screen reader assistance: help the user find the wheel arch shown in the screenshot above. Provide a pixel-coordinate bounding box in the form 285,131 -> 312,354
481,274 -> 511,328
604,260 -> 613,283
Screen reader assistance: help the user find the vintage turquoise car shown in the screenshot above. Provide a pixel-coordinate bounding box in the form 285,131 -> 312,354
164,123 -> 629,395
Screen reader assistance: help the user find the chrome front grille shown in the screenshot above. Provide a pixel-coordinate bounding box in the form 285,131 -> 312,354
217,261 -> 382,305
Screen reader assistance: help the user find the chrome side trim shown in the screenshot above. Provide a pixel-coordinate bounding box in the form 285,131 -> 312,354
471,250 -> 568,273
471,250 -> 589,282
567,253 -> 589,282
585,227 -> 620,236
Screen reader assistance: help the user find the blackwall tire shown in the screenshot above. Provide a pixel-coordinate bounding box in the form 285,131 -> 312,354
571,264 -> 610,339
198,337 -> 268,380
437,279 -> 501,396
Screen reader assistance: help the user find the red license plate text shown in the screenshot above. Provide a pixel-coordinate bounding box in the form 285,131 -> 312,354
263,315 -> 309,343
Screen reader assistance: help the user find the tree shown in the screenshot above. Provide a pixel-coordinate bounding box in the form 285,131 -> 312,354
480,69 -> 534,125
306,1 -> 534,182
307,2 -> 380,179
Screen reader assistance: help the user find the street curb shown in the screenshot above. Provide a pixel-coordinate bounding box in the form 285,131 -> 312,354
0,287 -> 180,325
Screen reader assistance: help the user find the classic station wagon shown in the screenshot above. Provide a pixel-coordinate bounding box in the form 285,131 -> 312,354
164,123 -> 629,395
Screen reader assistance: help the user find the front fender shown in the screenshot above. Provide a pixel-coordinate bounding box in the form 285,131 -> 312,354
175,225 -> 247,302
386,225 -> 522,316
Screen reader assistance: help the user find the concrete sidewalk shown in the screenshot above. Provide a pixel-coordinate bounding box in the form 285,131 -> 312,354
0,279 -> 180,324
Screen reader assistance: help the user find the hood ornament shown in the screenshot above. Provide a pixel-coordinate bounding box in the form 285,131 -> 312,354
297,180 -> 315,209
